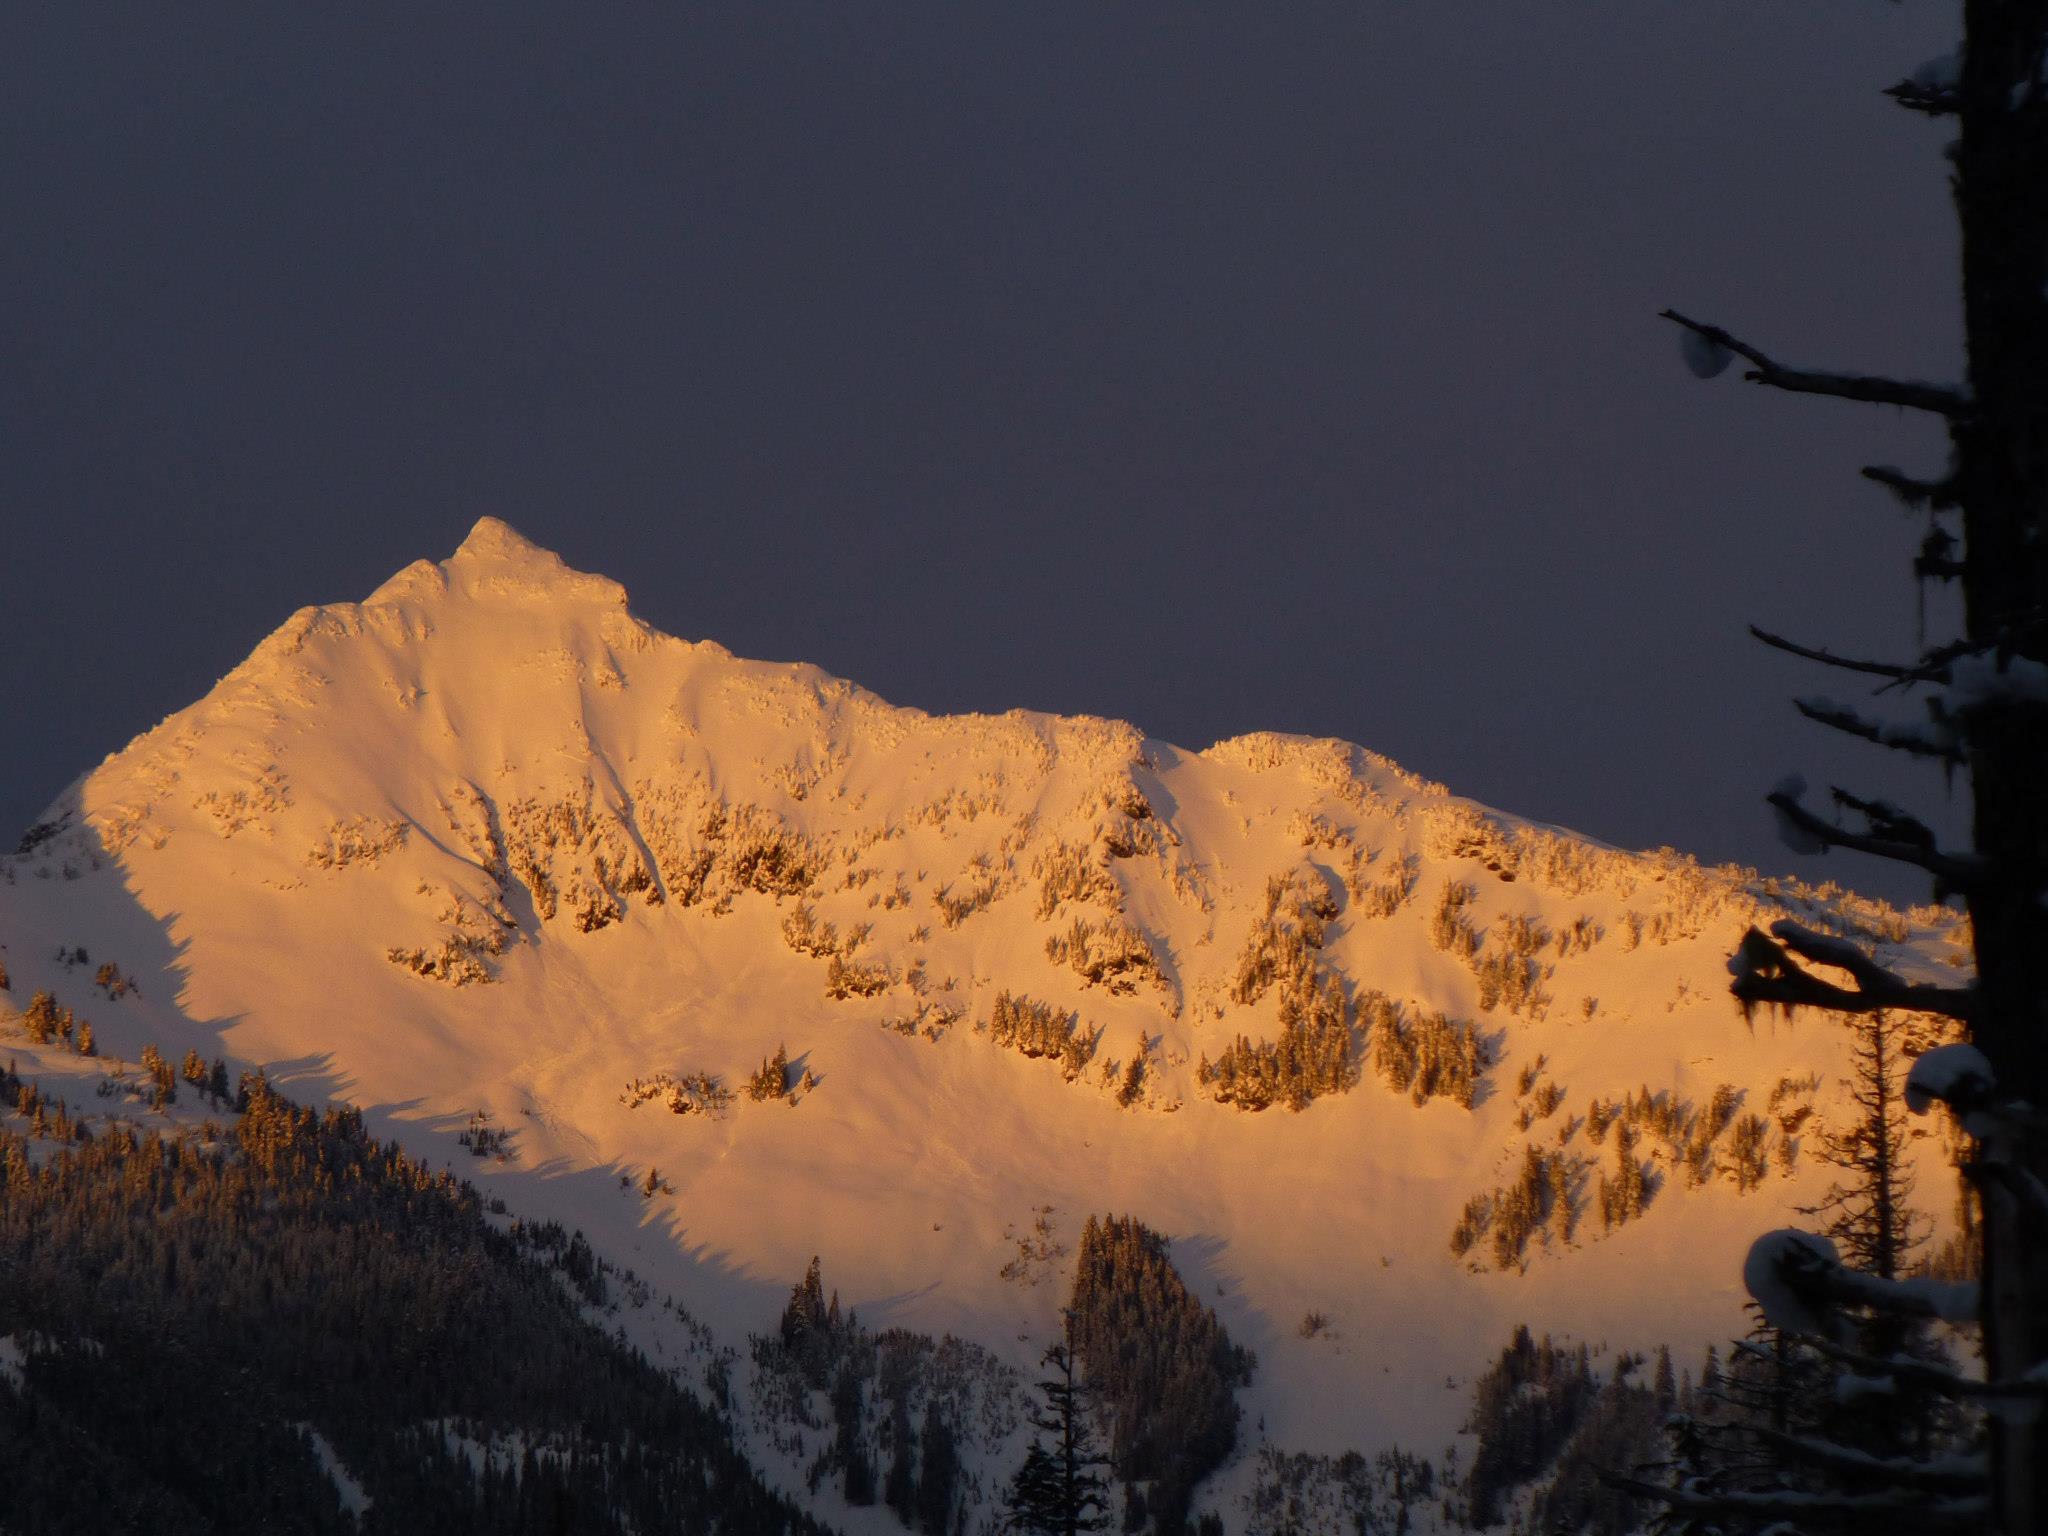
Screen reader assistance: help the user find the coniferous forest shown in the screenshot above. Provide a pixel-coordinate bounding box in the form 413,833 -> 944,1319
0,1064 -> 821,1536
1068,1215 -> 1254,1535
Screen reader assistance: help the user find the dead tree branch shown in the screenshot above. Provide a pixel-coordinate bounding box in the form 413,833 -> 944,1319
1660,310 -> 1971,415
1751,624 -> 1912,678
1884,80 -> 1961,117
1862,464 -> 1961,510
1765,790 -> 1983,887
1794,697 -> 1965,764
1731,920 -> 1976,1022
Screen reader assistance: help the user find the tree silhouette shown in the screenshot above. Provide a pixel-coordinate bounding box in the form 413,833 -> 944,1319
1638,8 -> 2048,1531
1805,1010 -> 1929,1295
1004,1313 -> 1111,1536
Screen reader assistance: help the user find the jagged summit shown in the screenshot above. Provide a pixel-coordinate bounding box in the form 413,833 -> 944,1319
455,512 -> 541,561
361,515 -> 631,612
444,514 -> 627,600
0,521 -> 1967,1522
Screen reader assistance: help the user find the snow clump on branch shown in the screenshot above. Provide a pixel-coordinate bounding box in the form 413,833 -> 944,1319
1743,1228 -> 1843,1336
1769,774 -> 1827,855
1679,327 -> 1735,379
1903,1042 -> 1996,1116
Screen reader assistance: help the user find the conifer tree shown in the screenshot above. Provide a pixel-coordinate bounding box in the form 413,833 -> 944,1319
782,1256 -> 827,1345
1805,1009 -> 1926,1291
21,991 -> 60,1046
748,1043 -> 792,1102
1005,1314 -> 1111,1536
916,1399 -> 958,1536
780,1255 -> 837,1389
138,1042 -> 175,1108
832,1360 -> 874,1506
884,1395 -> 916,1524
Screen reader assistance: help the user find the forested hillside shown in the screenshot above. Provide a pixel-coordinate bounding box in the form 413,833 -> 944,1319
0,1063 -> 821,1536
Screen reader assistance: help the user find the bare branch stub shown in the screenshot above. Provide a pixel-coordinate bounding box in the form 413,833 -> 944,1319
1862,464 -> 1961,511
1916,526 -> 1966,582
1750,624 -> 1912,679
1884,79 -> 1961,117
1659,309 -> 1971,416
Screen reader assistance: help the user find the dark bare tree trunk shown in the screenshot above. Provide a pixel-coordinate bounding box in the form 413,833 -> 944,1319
1951,9 -> 2048,1529
1664,6 -> 2048,1531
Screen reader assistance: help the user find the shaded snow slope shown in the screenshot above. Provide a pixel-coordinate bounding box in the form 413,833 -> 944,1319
0,518 -> 1969,1522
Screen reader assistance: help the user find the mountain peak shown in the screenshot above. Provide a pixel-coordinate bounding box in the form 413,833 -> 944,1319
452,515 -> 546,565
407,516 -> 631,611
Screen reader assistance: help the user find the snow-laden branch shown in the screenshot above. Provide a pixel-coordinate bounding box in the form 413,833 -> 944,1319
1794,696 -> 1965,764
1874,616 -> 2048,695
1744,1229 -> 1978,1337
1804,1336 -> 2048,1405
1660,309 -> 1972,415
1829,1263 -> 1980,1326
1751,1428 -> 1988,1493
1861,463 -> 1961,511
1603,1470 -> 1989,1528
1945,652 -> 2048,712
1729,920 -> 1977,1021
1763,789 -> 1982,888
1885,79 -> 1962,115
1827,787 -> 1942,854
1904,1043 -> 1997,1115
1885,53 -> 1963,117
1753,610 -> 2048,722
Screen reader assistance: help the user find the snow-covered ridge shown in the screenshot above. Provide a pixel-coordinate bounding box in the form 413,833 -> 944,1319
0,518 -> 1968,1526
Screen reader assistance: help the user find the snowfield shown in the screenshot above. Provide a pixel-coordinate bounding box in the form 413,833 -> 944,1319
0,518 -> 1970,1529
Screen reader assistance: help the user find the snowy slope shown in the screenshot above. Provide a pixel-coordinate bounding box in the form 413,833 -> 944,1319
0,519 -> 1969,1525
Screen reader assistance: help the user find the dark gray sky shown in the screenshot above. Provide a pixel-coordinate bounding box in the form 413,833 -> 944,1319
4,3 -> 1966,901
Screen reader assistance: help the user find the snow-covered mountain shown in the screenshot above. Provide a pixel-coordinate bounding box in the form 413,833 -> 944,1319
0,519 -> 1968,1529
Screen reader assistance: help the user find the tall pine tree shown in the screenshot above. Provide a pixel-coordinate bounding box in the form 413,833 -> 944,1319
1004,1314 -> 1111,1536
